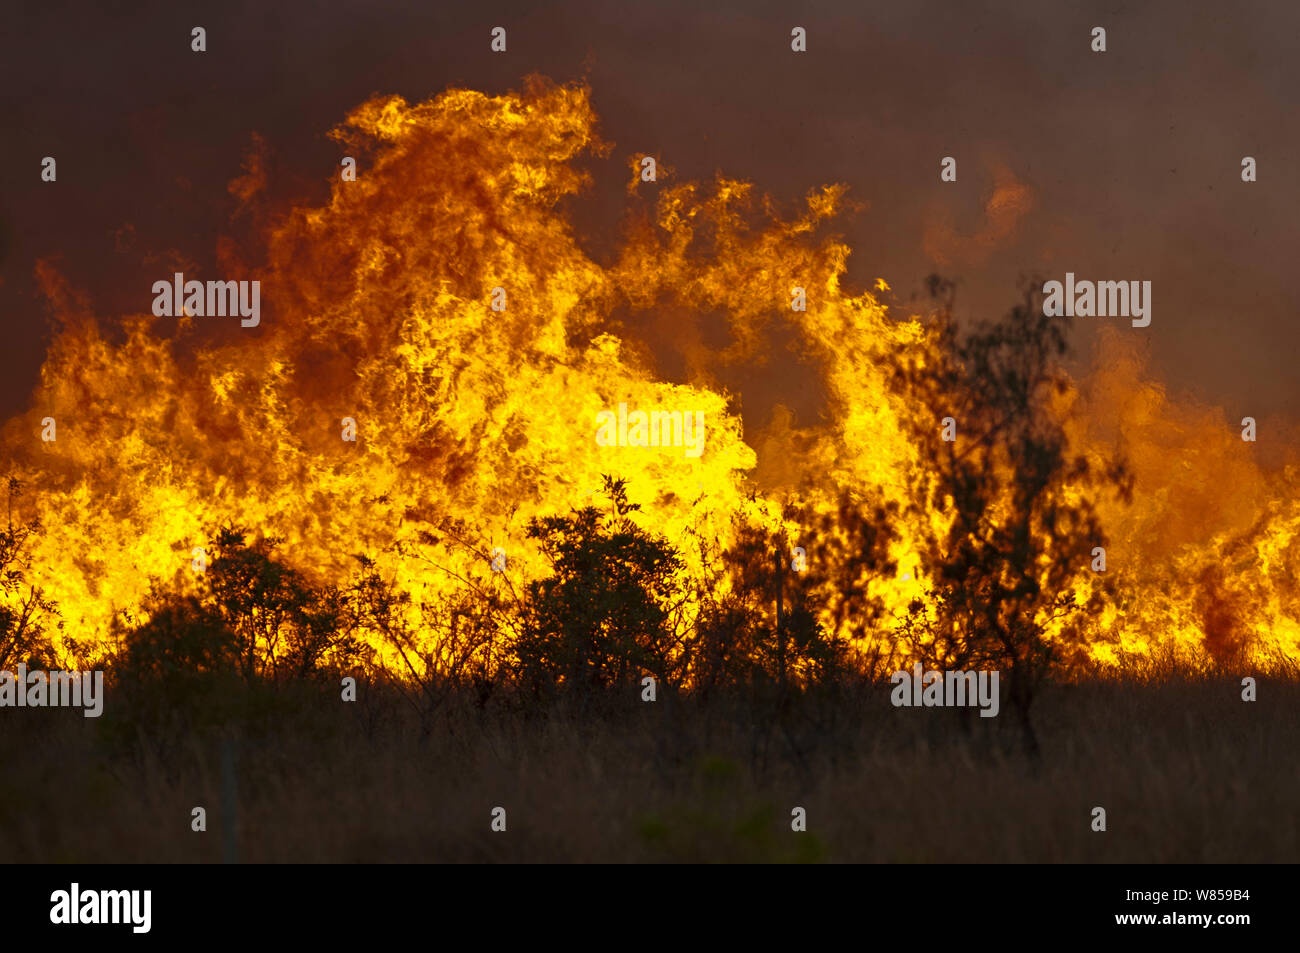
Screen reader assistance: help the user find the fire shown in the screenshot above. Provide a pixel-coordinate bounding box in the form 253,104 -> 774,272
2,78 -> 1296,673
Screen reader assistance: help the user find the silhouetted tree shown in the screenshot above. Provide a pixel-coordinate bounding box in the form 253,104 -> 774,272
792,490 -> 899,679
105,528 -> 371,757
895,276 -> 1130,758
204,526 -> 359,683
514,476 -> 686,702
683,502 -> 885,697
107,589 -> 243,754
114,593 -> 241,679
0,478 -> 58,670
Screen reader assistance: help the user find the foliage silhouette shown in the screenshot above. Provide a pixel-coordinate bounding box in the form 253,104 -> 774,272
893,276 -> 1131,758
0,478 -> 57,671
513,475 -> 687,701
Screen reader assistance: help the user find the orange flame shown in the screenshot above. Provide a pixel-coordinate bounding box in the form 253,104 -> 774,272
2,78 -> 1296,672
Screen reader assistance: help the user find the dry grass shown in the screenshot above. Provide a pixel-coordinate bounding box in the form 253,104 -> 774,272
1,673 -> 1296,862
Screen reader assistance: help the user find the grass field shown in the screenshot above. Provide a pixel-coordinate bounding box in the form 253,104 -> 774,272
2,668 -> 1295,863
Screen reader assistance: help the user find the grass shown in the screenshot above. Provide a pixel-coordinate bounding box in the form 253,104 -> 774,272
1,672 -> 1295,862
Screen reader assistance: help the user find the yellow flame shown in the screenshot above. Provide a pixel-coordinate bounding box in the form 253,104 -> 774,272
2,79 -> 1296,673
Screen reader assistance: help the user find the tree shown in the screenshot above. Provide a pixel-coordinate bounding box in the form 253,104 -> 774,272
513,476 -> 687,701
791,490 -> 899,680
106,590 -> 243,756
0,478 -> 58,671
204,526 -> 358,683
894,276 -> 1130,758
704,521 -> 849,693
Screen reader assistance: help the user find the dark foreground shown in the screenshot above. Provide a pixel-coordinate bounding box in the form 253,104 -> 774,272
1,672 -> 1295,863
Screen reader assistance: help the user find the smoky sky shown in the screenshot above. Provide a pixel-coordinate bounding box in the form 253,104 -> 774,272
2,0 -> 1297,429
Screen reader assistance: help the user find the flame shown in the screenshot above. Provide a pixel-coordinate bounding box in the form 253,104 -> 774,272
2,78 -> 1296,673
